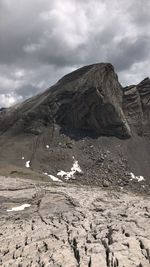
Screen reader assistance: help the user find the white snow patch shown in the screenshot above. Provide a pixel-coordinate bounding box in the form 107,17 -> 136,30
48,174 -> 62,182
130,172 -> 145,182
46,145 -> 49,149
25,161 -> 30,168
136,176 -> 145,182
57,158 -> 82,180
22,157 -> 25,160
44,172 -> 62,182
57,170 -> 67,177
7,204 -> 31,212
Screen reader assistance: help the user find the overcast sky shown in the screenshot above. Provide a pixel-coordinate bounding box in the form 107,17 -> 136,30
0,0 -> 150,107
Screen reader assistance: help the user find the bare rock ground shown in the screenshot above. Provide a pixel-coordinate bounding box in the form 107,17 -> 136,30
0,176 -> 150,267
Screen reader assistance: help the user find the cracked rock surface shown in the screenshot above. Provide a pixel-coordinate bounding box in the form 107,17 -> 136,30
0,176 -> 150,267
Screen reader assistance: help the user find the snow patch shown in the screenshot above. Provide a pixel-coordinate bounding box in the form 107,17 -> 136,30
22,156 -> 25,160
44,173 -> 62,182
57,158 -> 82,180
7,204 -> 31,212
48,174 -> 62,182
46,145 -> 49,149
25,161 -> 30,168
130,172 -> 145,182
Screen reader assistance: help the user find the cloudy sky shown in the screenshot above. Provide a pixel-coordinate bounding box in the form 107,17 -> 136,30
0,0 -> 150,107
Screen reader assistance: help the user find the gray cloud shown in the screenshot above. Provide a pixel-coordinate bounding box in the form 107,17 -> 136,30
108,35 -> 150,72
0,0 -> 150,107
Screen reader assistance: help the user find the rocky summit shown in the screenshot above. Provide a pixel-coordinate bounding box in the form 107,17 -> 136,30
0,63 -> 150,266
0,63 -> 131,138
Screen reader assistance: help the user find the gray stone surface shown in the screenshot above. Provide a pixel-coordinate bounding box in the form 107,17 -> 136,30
0,176 -> 150,267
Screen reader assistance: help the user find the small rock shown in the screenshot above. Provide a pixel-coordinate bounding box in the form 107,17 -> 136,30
66,142 -> 73,149
102,180 -> 110,187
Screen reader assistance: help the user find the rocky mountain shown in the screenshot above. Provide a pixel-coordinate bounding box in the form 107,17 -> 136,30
0,63 -> 150,192
1,63 -> 150,267
0,63 -> 131,138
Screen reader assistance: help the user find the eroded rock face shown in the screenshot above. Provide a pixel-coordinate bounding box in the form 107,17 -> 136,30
123,77 -> 150,137
0,63 -> 131,139
54,63 -> 131,138
137,78 -> 150,136
123,85 -> 143,135
1,63 -> 150,140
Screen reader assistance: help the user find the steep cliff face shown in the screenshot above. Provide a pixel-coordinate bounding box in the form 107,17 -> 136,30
123,85 -> 143,135
0,63 -> 131,139
123,77 -> 150,137
137,78 -> 150,136
54,63 -> 131,138
2,64 -> 150,141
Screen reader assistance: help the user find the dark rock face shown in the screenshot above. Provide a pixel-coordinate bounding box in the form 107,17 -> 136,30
3,64 -> 150,140
123,85 -> 143,135
0,63 -> 131,139
123,77 -> 150,137
137,78 -> 150,136
54,64 -> 131,138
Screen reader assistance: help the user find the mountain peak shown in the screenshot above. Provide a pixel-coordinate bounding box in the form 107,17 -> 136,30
0,62 -> 130,139
0,63 -> 150,191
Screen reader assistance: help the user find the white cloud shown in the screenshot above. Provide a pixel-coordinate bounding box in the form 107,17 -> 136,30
0,93 -> 22,107
0,0 -> 150,106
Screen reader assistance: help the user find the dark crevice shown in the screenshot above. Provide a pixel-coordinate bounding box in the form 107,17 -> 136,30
101,239 -> 110,267
72,237 -> 80,266
88,256 -> 91,267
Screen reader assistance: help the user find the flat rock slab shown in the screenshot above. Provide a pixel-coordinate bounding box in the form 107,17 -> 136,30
0,176 -> 150,267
